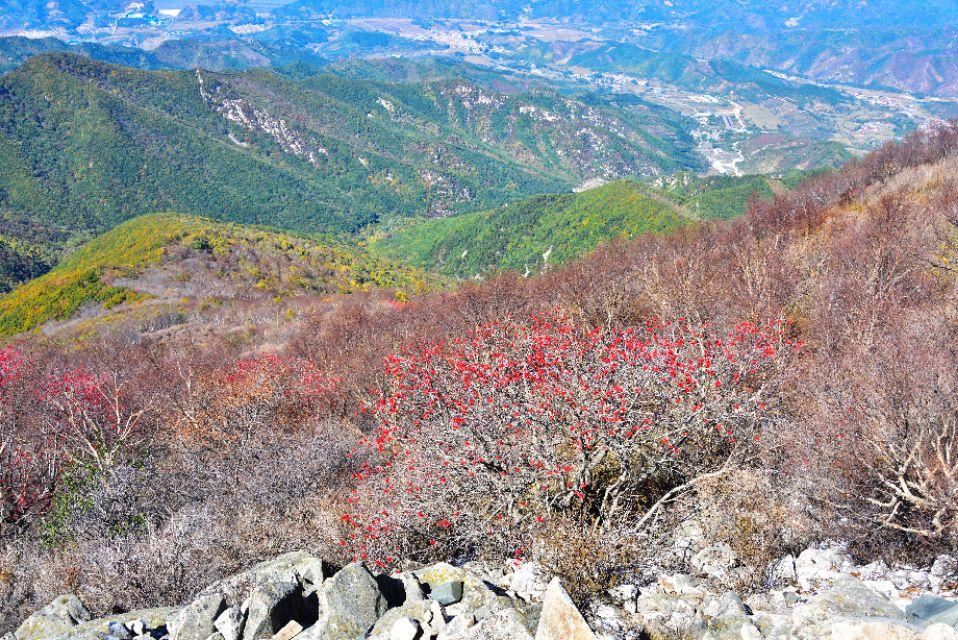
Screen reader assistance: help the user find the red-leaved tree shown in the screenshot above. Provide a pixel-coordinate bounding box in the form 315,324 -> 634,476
341,312 -> 798,566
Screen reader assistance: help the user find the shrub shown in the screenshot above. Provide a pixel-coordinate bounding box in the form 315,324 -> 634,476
0,347 -> 56,526
173,354 -> 340,444
341,311 -> 798,567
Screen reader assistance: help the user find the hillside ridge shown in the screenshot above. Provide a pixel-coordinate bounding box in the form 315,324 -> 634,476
0,213 -> 430,341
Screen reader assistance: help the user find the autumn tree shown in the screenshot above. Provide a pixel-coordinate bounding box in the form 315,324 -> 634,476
342,312 -> 797,566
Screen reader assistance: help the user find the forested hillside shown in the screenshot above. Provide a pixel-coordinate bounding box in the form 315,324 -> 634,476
374,174 -> 784,276
0,52 -> 702,291
0,213 -> 431,341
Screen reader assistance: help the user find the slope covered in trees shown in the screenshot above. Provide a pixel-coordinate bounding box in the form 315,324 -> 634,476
0,52 -> 702,291
374,175 -> 783,276
0,214 -> 431,341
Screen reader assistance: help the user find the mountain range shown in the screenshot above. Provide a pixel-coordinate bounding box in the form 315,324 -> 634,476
0,51 -> 708,291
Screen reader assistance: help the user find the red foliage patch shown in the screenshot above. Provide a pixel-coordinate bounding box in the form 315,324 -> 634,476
341,311 -> 798,566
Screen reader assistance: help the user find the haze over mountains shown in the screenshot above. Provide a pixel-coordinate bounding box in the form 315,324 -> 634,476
4,0 -> 958,96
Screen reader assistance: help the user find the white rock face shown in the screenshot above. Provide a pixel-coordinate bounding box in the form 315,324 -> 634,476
535,579 -> 597,640
829,619 -> 922,640
795,547 -> 853,590
924,623 -> 958,640
389,617 -> 421,640
507,563 -> 551,602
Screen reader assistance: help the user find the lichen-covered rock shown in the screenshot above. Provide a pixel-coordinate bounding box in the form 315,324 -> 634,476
201,553 -> 328,604
414,564 -> 466,591
15,595 -> 91,640
271,620 -> 303,640
13,545 -> 958,640
171,594 -> 226,640
828,619 -> 922,640
792,576 -> 904,626
49,608 -> 178,640
214,607 -> 244,640
312,563 -> 387,640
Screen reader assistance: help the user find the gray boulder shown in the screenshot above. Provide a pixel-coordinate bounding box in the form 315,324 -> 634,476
200,553 -> 328,604
415,564 -> 523,623
791,576 -> 907,638
43,608 -> 178,640
313,563 -> 387,640
15,595 -> 91,640
171,594 -> 226,640
432,582 -> 464,606
827,619 -> 922,639
906,596 -> 958,624
926,601 -> 958,629
271,620 -> 303,640
242,581 -> 301,640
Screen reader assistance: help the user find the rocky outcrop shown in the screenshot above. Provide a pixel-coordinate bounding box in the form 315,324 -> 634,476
602,545 -> 958,640
11,546 -> 958,640
12,555 -> 559,640
14,595 -> 92,640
